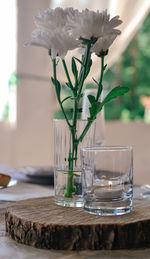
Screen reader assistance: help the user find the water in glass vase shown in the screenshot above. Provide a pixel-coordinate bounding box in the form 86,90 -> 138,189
53,118 -> 96,207
54,168 -> 83,207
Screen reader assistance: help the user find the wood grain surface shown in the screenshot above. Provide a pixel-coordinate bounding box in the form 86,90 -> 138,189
5,197 -> 150,250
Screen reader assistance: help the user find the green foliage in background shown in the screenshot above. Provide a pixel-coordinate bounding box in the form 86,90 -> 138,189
2,103 -> 9,119
2,73 -> 18,120
103,12 -> 150,121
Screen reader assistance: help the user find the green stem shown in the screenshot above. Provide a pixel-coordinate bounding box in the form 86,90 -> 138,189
63,56 -> 79,163
64,134 -> 74,198
65,174 -> 74,197
64,44 -> 92,198
64,93 -> 79,197
78,55 -> 105,143
95,55 -> 105,102
62,59 -> 74,90
64,130 -> 79,198
52,59 -> 72,129
61,59 -> 79,198
78,119 -> 93,143
78,43 -> 91,97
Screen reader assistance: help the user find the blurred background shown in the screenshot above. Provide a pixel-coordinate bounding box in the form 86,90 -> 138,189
0,0 -> 150,184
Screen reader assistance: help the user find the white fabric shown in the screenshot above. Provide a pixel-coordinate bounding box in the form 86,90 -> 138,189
51,0 -> 150,81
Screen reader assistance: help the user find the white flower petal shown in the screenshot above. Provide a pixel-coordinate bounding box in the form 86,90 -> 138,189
91,34 -> 117,55
109,16 -> 122,27
66,8 -> 122,53
34,7 -> 75,32
27,7 -> 79,58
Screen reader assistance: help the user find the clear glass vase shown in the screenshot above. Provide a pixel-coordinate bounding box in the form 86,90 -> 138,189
53,119 -> 96,207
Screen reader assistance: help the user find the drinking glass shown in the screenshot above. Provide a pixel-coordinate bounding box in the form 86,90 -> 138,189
81,146 -> 133,216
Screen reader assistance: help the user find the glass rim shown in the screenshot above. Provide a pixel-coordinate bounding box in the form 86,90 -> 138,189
81,146 -> 133,152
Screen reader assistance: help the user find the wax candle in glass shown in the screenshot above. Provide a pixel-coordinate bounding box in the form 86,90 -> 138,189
81,146 -> 133,216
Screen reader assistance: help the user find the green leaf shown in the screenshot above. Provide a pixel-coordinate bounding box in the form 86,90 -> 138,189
89,105 -> 97,118
85,58 -> 92,78
98,86 -> 129,113
104,64 -> 107,70
97,83 -> 103,99
72,57 -> 78,82
51,77 -> 61,100
102,86 -> 129,106
61,96 -> 72,104
73,56 -> 83,66
51,77 -> 55,86
88,101 -> 101,119
92,78 -> 103,100
92,77 -> 99,86
88,95 -> 95,105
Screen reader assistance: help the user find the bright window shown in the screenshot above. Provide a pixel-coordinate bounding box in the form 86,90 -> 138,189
0,0 -> 17,122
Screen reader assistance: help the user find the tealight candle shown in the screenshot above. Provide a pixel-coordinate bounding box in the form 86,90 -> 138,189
94,181 -> 123,199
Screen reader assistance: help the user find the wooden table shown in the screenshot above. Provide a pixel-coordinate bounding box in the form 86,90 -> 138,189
1,182 -> 150,258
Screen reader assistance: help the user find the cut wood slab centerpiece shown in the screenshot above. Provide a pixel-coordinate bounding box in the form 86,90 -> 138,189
5,197 -> 150,250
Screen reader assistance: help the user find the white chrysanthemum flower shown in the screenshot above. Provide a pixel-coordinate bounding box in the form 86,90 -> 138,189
66,8 -> 122,55
26,7 -> 79,58
91,34 -> 117,56
27,29 -> 79,59
33,7 -> 74,32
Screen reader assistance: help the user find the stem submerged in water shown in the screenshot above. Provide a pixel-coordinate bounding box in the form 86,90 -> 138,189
64,129 -> 79,198
64,173 -> 74,198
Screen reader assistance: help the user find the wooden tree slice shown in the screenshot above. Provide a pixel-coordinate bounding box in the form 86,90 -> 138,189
5,197 -> 150,250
